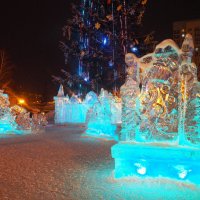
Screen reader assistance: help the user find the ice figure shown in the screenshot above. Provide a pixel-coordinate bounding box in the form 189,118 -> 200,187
179,34 -> 200,144
31,112 -> 48,133
111,35 -> 200,184
83,91 -> 98,106
139,40 -> 180,142
11,105 -> 37,132
0,90 -> 17,134
119,35 -> 199,143
85,88 -> 116,138
120,53 -> 141,141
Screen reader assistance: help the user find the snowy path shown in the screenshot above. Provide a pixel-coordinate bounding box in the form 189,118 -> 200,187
0,125 -> 200,200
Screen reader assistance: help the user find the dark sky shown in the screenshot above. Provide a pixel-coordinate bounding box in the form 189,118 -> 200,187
1,0 -> 200,98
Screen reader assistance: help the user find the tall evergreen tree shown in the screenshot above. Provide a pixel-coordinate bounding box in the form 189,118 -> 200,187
56,0 -> 154,96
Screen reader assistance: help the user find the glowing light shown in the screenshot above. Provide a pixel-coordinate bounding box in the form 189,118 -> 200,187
18,99 -> 25,105
131,46 -> 138,53
178,170 -> 188,179
134,163 -> 147,175
84,77 -> 89,82
108,60 -> 114,67
175,165 -> 190,179
181,33 -> 185,38
103,37 -> 108,45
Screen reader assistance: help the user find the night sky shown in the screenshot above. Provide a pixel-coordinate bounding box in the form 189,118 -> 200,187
1,0 -> 200,99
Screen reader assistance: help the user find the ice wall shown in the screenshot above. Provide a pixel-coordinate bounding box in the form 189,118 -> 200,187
54,86 -> 122,125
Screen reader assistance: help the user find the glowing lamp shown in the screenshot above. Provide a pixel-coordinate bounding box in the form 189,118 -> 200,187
182,33 -> 185,38
18,98 -> 25,105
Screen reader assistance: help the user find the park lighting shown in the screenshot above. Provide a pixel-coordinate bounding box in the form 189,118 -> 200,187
18,98 -> 25,105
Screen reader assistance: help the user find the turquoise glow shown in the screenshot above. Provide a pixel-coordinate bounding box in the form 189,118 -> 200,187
111,143 -> 200,185
0,123 -> 14,134
86,122 -> 116,139
0,121 -> 24,135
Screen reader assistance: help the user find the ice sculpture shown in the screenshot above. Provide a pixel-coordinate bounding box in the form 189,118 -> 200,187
31,112 -> 48,132
0,90 -> 47,135
83,91 -> 98,106
0,90 -> 17,134
54,84 -> 122,125
54,86 -> 98,124
54,84 -> 70,124
11,105 -> 31,131
85,88 -> 117,139
120,53 -> 141,141
111,34 -> 200,185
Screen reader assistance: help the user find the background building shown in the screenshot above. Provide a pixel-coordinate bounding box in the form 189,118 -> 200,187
173,19 -> 200,80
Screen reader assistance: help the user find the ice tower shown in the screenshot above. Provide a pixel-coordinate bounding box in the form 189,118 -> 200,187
54,84 -> 69,124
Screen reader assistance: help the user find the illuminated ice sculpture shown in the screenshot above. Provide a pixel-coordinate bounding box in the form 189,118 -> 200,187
54,85 -> 122,125
111,34 -> 200,185
0,90 -> 18,134
54,85 -> 99,124
85,88 -> 117,139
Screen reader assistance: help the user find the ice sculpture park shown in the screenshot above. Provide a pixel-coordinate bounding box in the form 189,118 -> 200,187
54,34 -> 199,185
111,34 -> 200,185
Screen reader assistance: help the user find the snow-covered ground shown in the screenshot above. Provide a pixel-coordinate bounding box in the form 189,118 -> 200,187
0,125 -> 200,200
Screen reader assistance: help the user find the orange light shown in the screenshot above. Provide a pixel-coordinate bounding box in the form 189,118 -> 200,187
18,98 -> 25,105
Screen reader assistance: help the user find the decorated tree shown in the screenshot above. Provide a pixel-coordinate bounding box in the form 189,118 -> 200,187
54,0 -> 154,96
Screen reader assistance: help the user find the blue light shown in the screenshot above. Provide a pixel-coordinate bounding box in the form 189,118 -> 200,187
108,60 -> 114,67
84,77 -> 89,82
103,37 -> 108,45
131,46 -> 138,53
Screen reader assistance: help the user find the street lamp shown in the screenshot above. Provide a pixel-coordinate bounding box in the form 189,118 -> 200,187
18,98 -> 25,106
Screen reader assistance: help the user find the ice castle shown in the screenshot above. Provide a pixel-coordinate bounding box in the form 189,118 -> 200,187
111,34 -> 200,185
54,85 -> 99,124
54,86 -> 122,127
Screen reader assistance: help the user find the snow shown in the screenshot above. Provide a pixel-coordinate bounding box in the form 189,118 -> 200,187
0,125 -> 199,200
